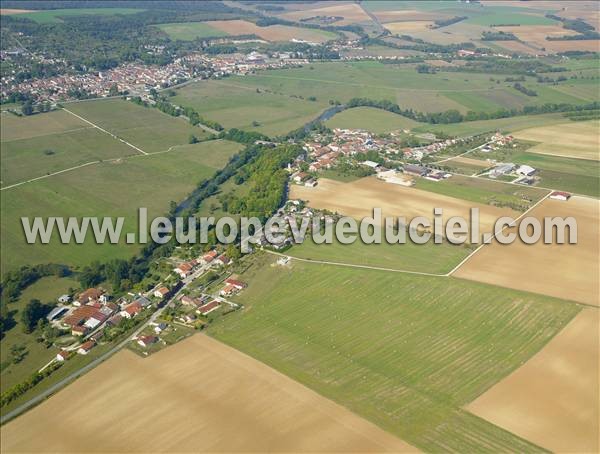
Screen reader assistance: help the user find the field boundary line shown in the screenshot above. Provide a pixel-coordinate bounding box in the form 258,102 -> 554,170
0,126 -> 95,143
1,160 -> 100,191
265,249 -> 447,277
0,138 -> 225,191
447,190 -> 553,276
62,107 -> 148,156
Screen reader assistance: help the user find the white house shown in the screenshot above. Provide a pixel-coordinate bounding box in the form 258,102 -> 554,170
549,191 -> 571,201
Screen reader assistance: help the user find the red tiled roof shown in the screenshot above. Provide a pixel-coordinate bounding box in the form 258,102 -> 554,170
224,278 -> 246,288
198,300 -> 220,315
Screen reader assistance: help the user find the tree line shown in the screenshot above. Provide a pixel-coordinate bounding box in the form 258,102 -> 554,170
346,97 -> 600,124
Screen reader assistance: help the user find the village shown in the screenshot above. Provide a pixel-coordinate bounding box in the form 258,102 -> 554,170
38,246 -> 251,368
287,125 -> 550,192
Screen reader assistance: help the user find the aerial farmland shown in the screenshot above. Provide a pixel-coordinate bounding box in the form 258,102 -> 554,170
0,1 -> 598,452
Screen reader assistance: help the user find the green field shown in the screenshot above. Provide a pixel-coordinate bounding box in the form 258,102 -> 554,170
464,12 -> 556,26
172,79 -> 329,137
287,232 -> 471,274
213,62 -> 596,117
414,174 -> 549,210
65,99 -> 207,153
17,8 -> 144,24
156,22 -> 229,40
413,112 -> 576,136
0,140 -> 242,274
210,256 -> 580,452
0,276 -> 79,391
325,106 -> 419,133
1,126 -> 134,188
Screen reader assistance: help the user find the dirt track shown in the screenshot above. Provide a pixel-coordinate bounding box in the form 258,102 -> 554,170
454,196 -> 600,306
290,177 -> 520,235
467,308 -> 599,453
1,334 -> 415,453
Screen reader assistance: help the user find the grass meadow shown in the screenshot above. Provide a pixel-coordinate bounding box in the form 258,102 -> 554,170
0,139 -> 241,274
156,22 -> 229,40
325,106 -> 419,133
16,8 -> 144,23
210,255 -> 580,452
172,79 -> 329,137
65,99 -> 208,153
287,234 -> 472,274
203,62 -> 593,116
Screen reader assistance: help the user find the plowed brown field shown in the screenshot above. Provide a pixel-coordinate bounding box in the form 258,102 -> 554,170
1,335 -> 415,453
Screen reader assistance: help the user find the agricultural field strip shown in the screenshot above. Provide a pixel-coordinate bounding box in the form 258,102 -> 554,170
267,250 -> 447,277
249,73 -> 505,93
275,190 -> 561,282
62,107 -> 148,155
0,126 -> 94,143
0,131 -> 211,191
447,190 -> 553,276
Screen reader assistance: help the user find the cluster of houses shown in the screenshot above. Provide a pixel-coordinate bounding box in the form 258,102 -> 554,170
481,133 -> 516,152
198,51 -> 309,77
49,288 -> 155,342
173,250 -> 232,279
2,60 -> 195,104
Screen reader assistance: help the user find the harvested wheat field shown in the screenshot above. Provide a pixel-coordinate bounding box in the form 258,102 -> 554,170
454,196 -> 600,306
0,8 -> 34,14
513,120 -> 599,161
290,177 -> 519,235
207,20 -> 334,43
447,156 -> 491,168
496,25 -> 599,52
467,308 -> 599,453
280,3 -> 371,26
384,21 -> 434,33
493,40 -> 544,55
0,334 -> 414,453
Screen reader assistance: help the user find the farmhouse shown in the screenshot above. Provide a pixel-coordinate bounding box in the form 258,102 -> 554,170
138,335 -> 158,348
76,288 -> 103,306
71,325 -> 88,336
293,172 -> 310,183
174,262 -> 193,278
214,254 -> 232,266
77,340 -> 95,355
550,191 -> 571,201
197,300 -> 220,316
403,164 -> 428,177
154,287 -> 170,299
120,301 -> 142,319
203,250 -> 218,263
56,350 -> 70,362
63,306 -> 107,328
